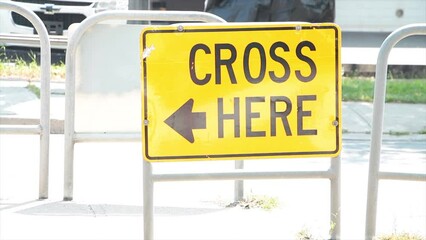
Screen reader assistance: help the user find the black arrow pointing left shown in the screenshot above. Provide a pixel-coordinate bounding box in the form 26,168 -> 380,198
164,99 -> 206,143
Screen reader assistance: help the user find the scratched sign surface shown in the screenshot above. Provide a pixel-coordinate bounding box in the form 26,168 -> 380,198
141,23 -> 342,162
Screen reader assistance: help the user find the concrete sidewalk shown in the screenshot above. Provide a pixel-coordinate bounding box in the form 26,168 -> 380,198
1,80 -> 425,240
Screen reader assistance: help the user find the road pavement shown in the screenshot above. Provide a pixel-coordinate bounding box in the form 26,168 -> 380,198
0,80 -> 425,240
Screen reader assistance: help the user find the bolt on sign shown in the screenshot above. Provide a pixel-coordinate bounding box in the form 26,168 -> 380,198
140,23 -> 342,162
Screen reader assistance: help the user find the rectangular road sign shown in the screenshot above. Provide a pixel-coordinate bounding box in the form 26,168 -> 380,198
141,23 -> 341,161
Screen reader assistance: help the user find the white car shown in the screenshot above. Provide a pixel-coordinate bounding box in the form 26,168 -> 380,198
0,0 -> 128,61
0,0 -> 128,37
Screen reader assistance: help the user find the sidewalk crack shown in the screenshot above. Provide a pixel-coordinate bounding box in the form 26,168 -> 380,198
88,204 -> 97,217
348,105 -> 372,128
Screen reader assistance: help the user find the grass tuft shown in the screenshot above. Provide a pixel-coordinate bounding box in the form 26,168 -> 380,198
26,84 -> 40,98
0,49 -> 65,81
376,232 -> 425,240
227,194 -> 279,211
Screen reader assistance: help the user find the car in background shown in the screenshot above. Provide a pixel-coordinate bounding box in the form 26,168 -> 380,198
0,0 -> 128,62
0,0 -> 128,36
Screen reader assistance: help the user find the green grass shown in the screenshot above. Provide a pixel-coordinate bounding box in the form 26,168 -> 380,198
0,48 -> 65,81
1,52 -> 425,104
343,78 -> 426,103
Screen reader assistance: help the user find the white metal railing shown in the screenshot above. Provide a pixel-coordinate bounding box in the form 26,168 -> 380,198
63,9 -> 226,200
365,23 -> 426,240
0,1 -> 51,200
63,10 -> 342,240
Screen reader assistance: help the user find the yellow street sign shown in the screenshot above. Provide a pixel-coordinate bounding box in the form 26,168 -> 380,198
141,23 -> 341,162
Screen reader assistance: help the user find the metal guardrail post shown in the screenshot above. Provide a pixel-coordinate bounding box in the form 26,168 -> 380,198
365,23 -> 426,240
0,2 -> 51,200
143,159 -> 154,240
330,155 -> 341,240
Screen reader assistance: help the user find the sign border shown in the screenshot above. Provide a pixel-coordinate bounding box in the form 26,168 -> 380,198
142,24 -> 341,161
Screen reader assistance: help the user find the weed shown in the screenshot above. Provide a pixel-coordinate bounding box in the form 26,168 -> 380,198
388,131 -> 410,136
376,232 -> 425,240
51,61 -> 66,80
329,220 -> 337,237
297,227 -> 314,240
242,194 -> 279,210
295,220 -> 337,240
227,194 -> 279,211
26,84 -> 40,98
0,51 -> 65,81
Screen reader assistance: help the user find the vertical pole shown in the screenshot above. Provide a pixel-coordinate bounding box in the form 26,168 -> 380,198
234,160 -> 244,202
63,139 -> 75,201
365,36 -> 388,240
37,12 -> 51,200
39,112 -> 50,199
330,155 -> 341,240
38,76 -> 50,199
63,28 -> 77,201
365,61 -> 387,239
63,53 -> 75,201
365,163 -> 380,240
143,159 -> 154,240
